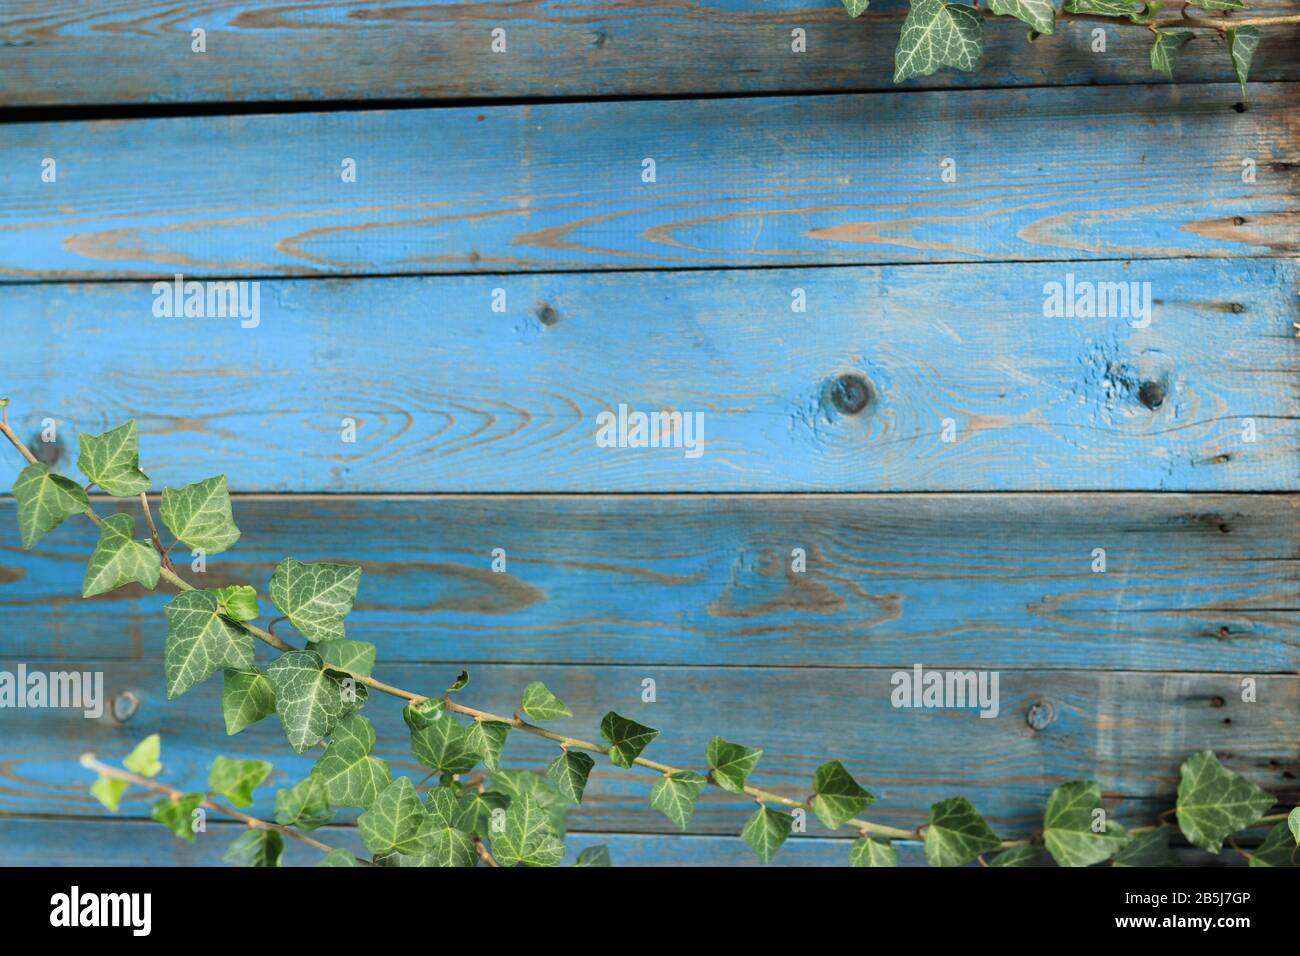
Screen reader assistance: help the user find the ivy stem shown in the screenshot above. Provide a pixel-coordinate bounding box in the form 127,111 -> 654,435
139,492 -> 175,572
977,9 -> 1300,30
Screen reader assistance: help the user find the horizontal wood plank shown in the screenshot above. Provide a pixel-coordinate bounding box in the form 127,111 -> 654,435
1,495 -> 1296,671
2,84 -> 1297,278
2,1 -> 1297,105
0,662 -> 1294,836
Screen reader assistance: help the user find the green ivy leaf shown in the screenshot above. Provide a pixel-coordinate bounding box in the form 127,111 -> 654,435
268,557 -> 361,642
575,845 -> 611,867
223,830 -> 284,867
457,790 -> 510,838
520,681 -> 571,721
893,0 -> 983,83
77,420 -> 151,497
124,734 -> 162,778
1248,821 -> 1299,867
1113,828 -> 1179,867
388,821 -> 477,869
90,776 -> 129,813
988,0 -> 1055,34
491,769 -> 569,835
215,585 -> 259,622
706,737 -> 762,794
12,462 -> 88,549
849,837 -> 897,866
1042,780 -> 1130,867
988,845 -> 1044,866
82,513 -> 160,598
547,750 -> 596,804
317,638 -> 376,677
1062,0 -> 1144,17
1289,808 -> 1300,844
267,650 -> 356,753
1227,27 -> 1261,97
466,719 -> 510,773
410,714 -> 480,775
318,848 -> 356,867
151,793 -> 204,842
359,777 -> 430,856
403,697 -> 445,730
1150,29 -> 1193,80
207,755 -> 272,808
741,806 -> 793,863
312,714 -> 391,810
1189,0 -> 1241,8
164,590 -> 255,699
600,712 -> 659,769
842,0 -> 870,15
493,793 -> 565,867
650,770 -> 708,831
159,475 -> 240,554
274,774 -> 334,831
447,670 -> 469,694
924,796 -> 1000,866
1176,750 -> 1275,854
811,760 -> 874,829
222,669 -> 276,736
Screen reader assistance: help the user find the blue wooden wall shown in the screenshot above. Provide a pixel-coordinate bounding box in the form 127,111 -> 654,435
0,0 -> 1297,866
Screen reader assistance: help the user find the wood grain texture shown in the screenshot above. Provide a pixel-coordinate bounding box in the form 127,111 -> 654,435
0,662 -> 1294,836
1,495 -> 1296,671
1,1 -> 1297,105
2,84 -> 1297,278
2,261 -> 1296,492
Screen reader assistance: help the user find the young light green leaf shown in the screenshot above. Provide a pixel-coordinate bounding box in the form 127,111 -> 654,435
520,681 -> 571,721
988,0 -> 1055,34
215,585 -> 259,622
268,557 -> 361,642
318,848 -> 356,867
1042,780 -> 1130,867
274,774 -> 334,832
90,776 -> 129,813
312,714 -> 392,810
811,760 -> 875,830
207,756 -> 272,808
706,737 -> 762,794
650,770 -> 708,831
77,420 -> 150,497
547,750 -> 596,804
1062,0 -> 1144,16
600,712 -> 659,769
842,0 -> 870,15
574,845 -> 611,867
493,793 -> 565,867
164,589 -> 255,699
893,0 -> 983,83
12,462 -> 88,549
849,837 -> 897,866
1150,29 -> 1193,80
159,475 -> 240,553
988,845 -> 1044,866
1227,27 -> 1261,97
1113,828 -> 1179,867
923,796 -> 1000,866
266,650 -> 355,753
222,669 -> 276,736
82,513 -> 160,598
410,714 -> 480,775
151,793 -> 203,842
403,697 -> 445,730
1176,750 -> 1275,854
457,790 -> 510,838
741,806 -> 793,863
124,734 -> 162,778
1248,821 -> 1298,867
223,829 -> 284,867
317,638 -> 376,677
466,719 -> 510,772
358,777 -> 430,856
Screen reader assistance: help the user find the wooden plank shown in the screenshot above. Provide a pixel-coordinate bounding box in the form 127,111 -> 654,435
2,84 -> 1296,278
2,1 -> 1297,105
1,495 -> 1296,671
3,261 -> 1297,492
1,662 -> 1294,835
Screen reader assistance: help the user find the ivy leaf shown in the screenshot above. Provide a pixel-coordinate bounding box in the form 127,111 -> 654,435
151,793 -> 203,842
466,719 -> 510,773
419,786 -> 481,866
312,714 -> 392,810
447,670 -> 469,694
849,837 -> 897,866
12,462 -> 88,549
223,830 -> 283,867
600,712 -> 659,768
1249,821 -> 1299,867
491,769 -> 569,835
317,638 -> 376,677
1042,780 -> 1130,867
274,774 -> 334,831
493,793 -> 565,867
1189,0 -> 1241,8
1289,808 -> 1300,844
164,589 -> 255,699
215,585 -> 259,622
650,770 -> 708,831
1176,750 -> 1275,854
988,0 -> 1055,34
403,697 -> 445,729
1150,29 -> 1193,80
893,0 -> 983,83
741,806 -> 793,863
547,751 -> 596,804
359,777 -> 430,856
77,420 -> 151,497
1113,828 -> 1179,867
457,790 -> 510,838
207,756 -> 272,808
82,513 -> 160,598
159,475 -> 240,554
811,760 -> 874,830
318,848 -> 356,867
1062,0 -> 1144,17
841,0 -> 870,15
988,845 -> 1044,866
222,669 -> 276,736
520,681 -> 571,721
410,714 -> 480,775
267,650 -> 353,753
268,557 -> 361,642
123,734 -> 162,778
424,785 -> 463,829
575,845 -> 611,867
90,776 -> 129,813
923,796 -> 1000,866
706,737 -> 762,794
1227,27 -> 1261,97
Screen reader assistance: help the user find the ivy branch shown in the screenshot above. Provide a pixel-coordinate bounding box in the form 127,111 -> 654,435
3,401 -> 1298,867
